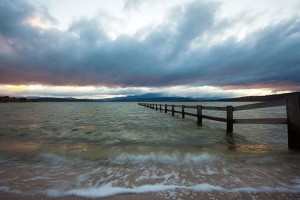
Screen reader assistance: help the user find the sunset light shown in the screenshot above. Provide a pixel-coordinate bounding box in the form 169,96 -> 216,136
1,1 -> 300,199
0,0 -> 299,98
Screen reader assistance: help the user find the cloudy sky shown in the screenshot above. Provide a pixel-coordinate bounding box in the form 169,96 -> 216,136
0,0 -> 300,99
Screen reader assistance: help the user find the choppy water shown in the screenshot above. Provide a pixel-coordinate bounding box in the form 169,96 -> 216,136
0,102 -> 300,198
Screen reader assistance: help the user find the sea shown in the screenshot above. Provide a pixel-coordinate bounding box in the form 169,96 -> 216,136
0,102 -> 300,199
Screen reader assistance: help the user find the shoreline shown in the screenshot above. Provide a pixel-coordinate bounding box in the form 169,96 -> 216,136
1,191 -> 300,200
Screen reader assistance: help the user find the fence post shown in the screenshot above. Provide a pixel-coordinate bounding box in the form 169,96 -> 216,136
227,106 -> 233,132
182,105 -> 185,118
197,105 -> 202,126
172,105 -> 175,115
160,104 -> 162,111
165,104 -> 167,113
286,95 -> 300,150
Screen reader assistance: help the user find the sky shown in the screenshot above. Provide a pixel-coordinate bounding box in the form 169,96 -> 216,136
0,0 -> 300,99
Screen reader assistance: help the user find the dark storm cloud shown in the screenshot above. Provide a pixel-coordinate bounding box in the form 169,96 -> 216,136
199,19 -> 300,87
0,0 -> 300,89
0,0 -> 32,36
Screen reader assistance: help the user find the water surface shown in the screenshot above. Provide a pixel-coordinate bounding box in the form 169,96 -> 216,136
0,102 -> 299,198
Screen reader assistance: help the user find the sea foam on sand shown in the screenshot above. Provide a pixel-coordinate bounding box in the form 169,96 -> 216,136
45,182 -> 300,198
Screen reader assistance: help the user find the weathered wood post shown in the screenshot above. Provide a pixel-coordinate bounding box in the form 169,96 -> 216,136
172,105 -> 175,115
286,95 -> 300,150
197,105 -> 202,126
156,104 -> 158,111
165,104 -> 167,113
160,104 -> 162,111
182,105 -> 185,118
227,106 -> 233,132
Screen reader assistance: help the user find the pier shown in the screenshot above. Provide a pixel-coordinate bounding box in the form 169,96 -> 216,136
139,94 -> 300,150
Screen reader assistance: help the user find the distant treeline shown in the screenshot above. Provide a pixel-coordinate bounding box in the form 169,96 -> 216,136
0,96 -> 30,102
0,96 -> 101,102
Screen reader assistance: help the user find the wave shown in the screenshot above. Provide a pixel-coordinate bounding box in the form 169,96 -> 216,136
2,181 -> 300,199
35,151 -> 220,166
45,182 -> 300,198
108,152 -> 219,165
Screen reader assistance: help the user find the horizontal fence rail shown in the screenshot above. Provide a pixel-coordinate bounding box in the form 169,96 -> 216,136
138,102 -> 287,127
138,95 -> 300,150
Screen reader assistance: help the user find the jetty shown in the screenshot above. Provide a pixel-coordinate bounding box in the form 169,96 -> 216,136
139,94 -> 300,150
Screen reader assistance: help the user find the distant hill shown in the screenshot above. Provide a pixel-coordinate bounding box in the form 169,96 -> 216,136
219,92 -> 300,102
103,93 -> 194,102
2,92 -> 299,103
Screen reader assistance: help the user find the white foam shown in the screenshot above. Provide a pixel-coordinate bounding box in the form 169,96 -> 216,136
189,184 -> 225,191
45,182 -> 300,198
46,184 -> 180,198
108,152 -> 218,165
204,165 -> 218,175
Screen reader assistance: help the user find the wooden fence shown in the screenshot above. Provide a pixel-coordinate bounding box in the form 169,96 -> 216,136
138,94 -> 300,150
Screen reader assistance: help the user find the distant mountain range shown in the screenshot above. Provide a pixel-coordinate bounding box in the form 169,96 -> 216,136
1,92 -> 299,103
218,92 -> 300,102
102,93 -> 194,102
102,92 -> 300,102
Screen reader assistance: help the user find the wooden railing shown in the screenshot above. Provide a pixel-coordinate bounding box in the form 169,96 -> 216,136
138,95 -> 300,150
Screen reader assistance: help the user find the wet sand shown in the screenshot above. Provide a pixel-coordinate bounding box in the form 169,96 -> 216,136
1,191 -> 300,200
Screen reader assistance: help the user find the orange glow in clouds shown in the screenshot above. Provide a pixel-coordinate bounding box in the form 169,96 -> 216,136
26,15 -> 50,29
